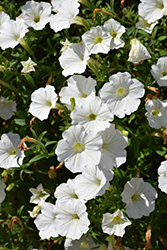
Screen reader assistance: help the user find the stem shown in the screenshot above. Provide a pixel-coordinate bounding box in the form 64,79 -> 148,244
0,79 -> 18,92
19,38 -> 35,60
73,16 -> 90,30
53,103 -> 68,111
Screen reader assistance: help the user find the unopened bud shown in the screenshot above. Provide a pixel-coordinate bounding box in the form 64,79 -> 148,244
6,183 -> 15,191
116,125 -> 129,136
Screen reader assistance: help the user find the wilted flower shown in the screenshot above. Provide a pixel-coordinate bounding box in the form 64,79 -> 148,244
136,16 -> 158,34
59,75 -> 96,110
28,205 -> 41,218
59,43 -> 90,77
0,133 -> 25,169
64,234 -> 99,250
151,57 -> 167,86
71,95 -> 114,132
158,160 -> 167,194
145,98 -> 167,129
29,183 -> 50,205
21,0 -> 52,30
121,178 -> 157,219
29,85 -> 58,121
128,38 -> 151,64
99,71 -> 145,119
82,25 -> 111,54
138,0 -> 167,23
0,96 -> 17,120
103,18 -> 125,49
34,202 -> 58,239
21,57 -> 37,73
54,199 -> 90,240
0,18 -> 28,49
55,124 -> 103,173
60,38 -> 73,52
102,209 -> 131,237
0,179 -> 6,203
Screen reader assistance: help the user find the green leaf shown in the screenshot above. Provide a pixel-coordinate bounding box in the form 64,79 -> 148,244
23,73 -> 36,87
14,119 -> 26,126
29,154 -> 46,164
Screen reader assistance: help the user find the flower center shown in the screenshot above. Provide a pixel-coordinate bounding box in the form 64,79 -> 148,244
162,70 -> 167,77
94,36 -> 103,44
11,149 -> 17,155
33,16 -> 40,23
113,215 -> 122,223
74,142 -> 85,153
80,241 -> 90,249
111,31 -> 117,38
116,87 -> 128,98
88,113 -> 96,121
151,108 -> 161,116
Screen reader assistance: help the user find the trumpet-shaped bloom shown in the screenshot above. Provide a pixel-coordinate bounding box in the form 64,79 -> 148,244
0,18 -> 28,50
158,160 -> 167,194
21,1 -> 52,30
74,165 -> 110,201
128,38 -> 151,64
64,234 -> 99,250
121,178 -> 157,219
136,17 -> 158,34
0,96 -> 17,120
0,179 -> 6,203
55,125 -> 103,173
99,124 -> 128,169
145,98 -> 167,129
151,57 -> 167,86
21,57 -> 37,73
102,209 -> 131,237
50,0 -> 80,32
138,0 -> 167,23
29,184 -> 50,205
59,43 -> 90,77
82,26 -> 111,54
0,11 -> 10,28
54,199 -> 90,240
59,75 -> 96,110
0,133 -> 25,169
71,95 -> 114,132
34,202 -> 58,239
103,18 -> 125,49
29,85 -> 58,121
99,72 -> 145,118
54,178 -> 80,202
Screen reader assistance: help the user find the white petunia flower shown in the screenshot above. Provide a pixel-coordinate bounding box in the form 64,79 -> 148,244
0,18 -> 28,50
82,26 -> 111,54
99,124 -> 128,169
103,18 -> 125,49
121,177 -> 157,219
136,16 -> 158,34
145,98 -> 167,129
59,43 -> 90,77
55,124 -> 103,173
21,0 -> 52,30
50,0 -> 80,32
64,234 -> 99,250
29,183 -> 50,205
71,95 -> 114,132
60,38 -> 73,52
54,178 -> 80,202
0,132 -> 25,169
59,75 -> 96,110
102,209 -> 131,237
34,202 -> 58,239
54,199 -> 90,240
74,165 -> 110,201
158,160 -> 167,194
151,57 -> 167,86
29,85 -> 58,121
0,11 -> 10,29
128,38 -> 151,64
138,0 -> 167,23
0,179 -> 6,203
21,57 -> 37,73
99,72 -> 145,119
0,96 -> 17,120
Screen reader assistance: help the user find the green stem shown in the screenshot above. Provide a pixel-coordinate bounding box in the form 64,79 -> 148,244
0,79 -> 18,92
53,103 -> 68,111
19,38 -> 35,60
87,57 -> 103,73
